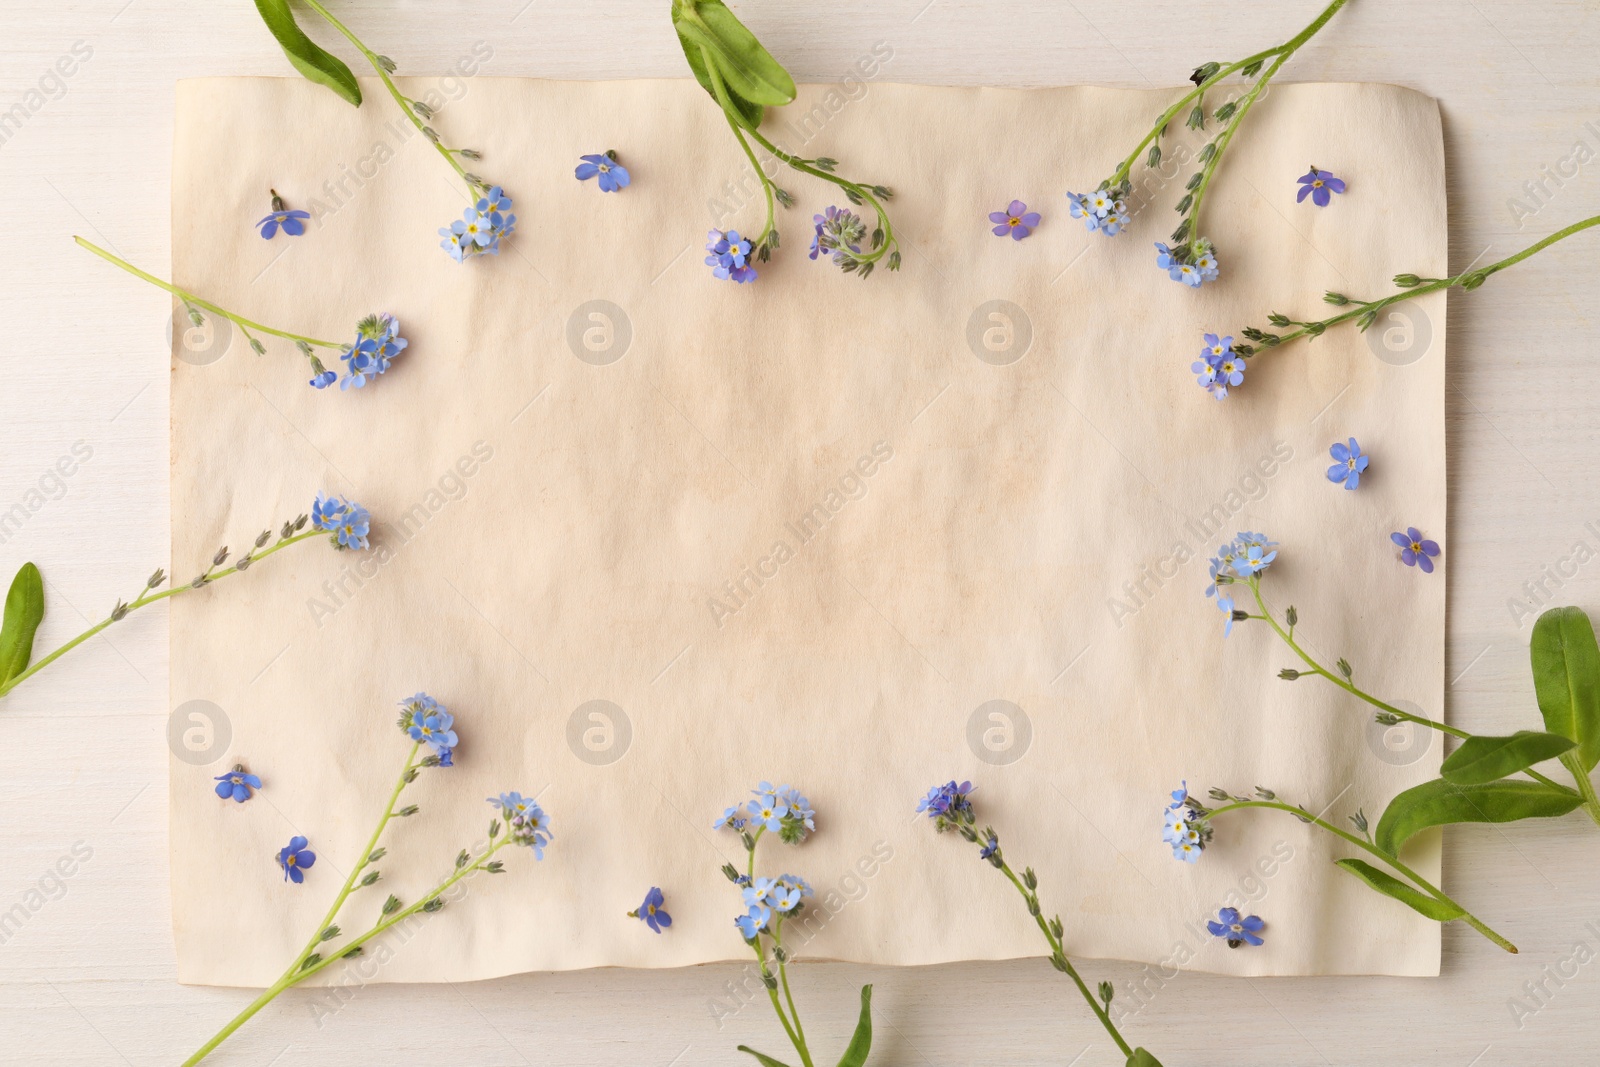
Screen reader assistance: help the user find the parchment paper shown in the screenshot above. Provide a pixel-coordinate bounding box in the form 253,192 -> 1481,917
169,76 -> 1447,985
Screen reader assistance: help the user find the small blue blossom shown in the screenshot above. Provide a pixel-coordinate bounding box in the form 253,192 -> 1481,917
401,693 -> 457,757
1191,333 -> 1245,400
746,785 -> 791,834
1326,437 -> 1369,490
917,780 -> 975,822
1391,527 -> 1441,574
1067,190 -> 1129,236
777,786 -> 815,832
1203,533 -> 1276,634
213,766 -> 261,803
339,314 -> 407,390
705,228 -> 757,284
1163,787 -> 1206,863
1156,239 -> 1220,287
775,873 -> 813,910
989,200 -> 1041,240
257,208 -> 310,240
978,831 -> 1000,862
277,835 -> 316,883
1296,166 -> 1346,207
1208,906 -> 1265,946
575,152 -> 631,193
441,186 -> 516,261
735,904 -> 770,940
714,805 -> 749,832
308,361 -> 337,390
311,493 -> 371,551
490,792 -> 552,858
630,886 -> 671,932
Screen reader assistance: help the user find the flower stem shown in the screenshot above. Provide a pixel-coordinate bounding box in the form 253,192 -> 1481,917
1245,213 -> 1600,356
74,237 -> 343,350
1244,579 -> 1577,796
745,128 -> 898,270
702,50 -> 778,246
996,860 -> 1135,1060
298,0 -> 479,193
772,921 -> 815,1067
0,527 -> 323,704
1203,799 -> 1517,953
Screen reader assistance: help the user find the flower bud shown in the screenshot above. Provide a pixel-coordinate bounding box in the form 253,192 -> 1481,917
1393,273 -> 1422,288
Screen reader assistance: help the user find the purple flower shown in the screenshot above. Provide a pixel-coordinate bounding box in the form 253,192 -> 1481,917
575,152 -> 631,193
989,200 -> 1041,240
213,766 -> 261,803
705,229 -> 757,284
1391,527 -> 1441,573
630,886 -> 671,933
917,780 -> 974,820
1326,437 -> 1369,490
256,209 -> 310,239
1296,166 -> 1346,207
1208,906 -> 1265,946
277,836 -> 316,883
810,205 -> 867,265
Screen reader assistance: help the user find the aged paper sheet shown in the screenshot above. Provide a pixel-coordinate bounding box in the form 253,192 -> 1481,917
168,76 -> 1446,984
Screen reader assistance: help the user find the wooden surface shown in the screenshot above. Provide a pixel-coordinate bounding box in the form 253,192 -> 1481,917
3,1 -> 1599,1064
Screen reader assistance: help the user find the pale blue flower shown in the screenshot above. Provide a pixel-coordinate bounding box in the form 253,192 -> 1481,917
401,692 -> 457,757
311,494 -> 371,550
490,791 -> 551,857
576,153 -> 630,193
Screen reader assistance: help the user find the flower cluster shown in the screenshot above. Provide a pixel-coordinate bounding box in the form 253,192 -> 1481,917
575,151 -> 630,193
630,887 -> 671,933
214,765 -> 262,803
714,781 -> 815,844
1191,333 -> 1246,401
1156,238 -> 1220,287
810,205 -> 867,264
989,200 -> 1042,241
321,313 -> 408,391
1067,189 -> 1129,236
490,791 -> 552,858
735,872 -> 814,939
916,779 -> 975,831
1163,782 -> 1211,862
705,228 -> 757,284
311,494 -> 371,551
440,185 -> 517,262
1203,531 -> 1277,635
399,692 -> 457,766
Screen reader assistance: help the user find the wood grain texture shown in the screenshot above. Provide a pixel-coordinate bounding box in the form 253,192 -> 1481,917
1,1 -> 1598,1064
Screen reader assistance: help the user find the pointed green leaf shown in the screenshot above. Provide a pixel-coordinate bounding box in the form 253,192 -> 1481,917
0,563 -> 45,687
736,1047 -> 796,1067
1531,606 -> 1600,771
1126,1050 -> 1164,1067
252,0 -> 362,107
1375,778 -> 1584,856
1441,730 -> 1576,785
675,29 -> 763,130
1334,859 -> 1464,922
674,1 -> 795,107
835,984 -> 873,1067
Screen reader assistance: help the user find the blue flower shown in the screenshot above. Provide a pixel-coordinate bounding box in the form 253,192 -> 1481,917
213,766 -> 262,803
308,360 -> 337,390
1391,527 -> 1441,574
989,200 -> 1041,240
917,780 -> 975,821
777,785 -> 815,832
631,886 -> 671,932
438,746 -> 453,767
1231,532 -> 1278,576
441,187 -> 516,261
576,152 -> 630,193
338,314 -> 407,390
401,692 -> 457,757
1208,906 -> 1265,946
1067,191 -> 1128,236
1326,438 -> 1368,490
311,493 -> 371,550
1216,593 -> 1237,636
978,831 -> 1000,862
1296,166 -> 1346,207
714,804 -> 748,832
1156,240 -> 1219,287
257,208 -> 310,239
735,904 -> 770,940
810,206 -> 867,265
706,228 -> 757,283
277,836 -> 316,883
490,791 -> 552,858
746,786 -> 791,833
1164,807 -> 1203,862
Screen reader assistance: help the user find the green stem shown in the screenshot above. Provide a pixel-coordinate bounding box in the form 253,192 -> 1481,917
1560,753 -> 1600,826
1245,580 -> 1576,795
74,237 -> 343,350
1249,213 -> 1600,355
1204,799 -> 1517,953
299,0 -> 478,192
0,528 -> 324,703
746,127 -> 896,268
997,860 -> 1135,1059
703,50 -> 777,246
772,921 -> 815,1067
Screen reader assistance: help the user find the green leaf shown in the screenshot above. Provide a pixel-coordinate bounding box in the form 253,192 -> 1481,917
1126,1050 -> 1165,1067
675,29 -> 763,130
0,563 -> 45,687
736,1047 -> 796,1067
1375,778 -> 1584,855
674,1 -> 796,108
1531,606 -> 1600,771
1441,730 -> 1576,785
1333,859 -> 1465,922
252,0 -> 362,107
835,985 -> 873,1067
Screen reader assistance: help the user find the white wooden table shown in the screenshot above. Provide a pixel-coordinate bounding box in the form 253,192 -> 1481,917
3,1 -> 1598,1064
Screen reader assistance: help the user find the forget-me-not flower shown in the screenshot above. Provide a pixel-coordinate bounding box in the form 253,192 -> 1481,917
989,200 -> 1041,240
1067,190 -> 1129,236
1391,527 -> 1441,574
576,152 -> 631,193
401,692 -> 457,758
1326,438 -> 1368,490
257,208 -> 310,240
630,886 -> 671,932
277,835 -> 316,883
311,493 -> 371,551
491,791 -> 552,857
1296,166 -> 1346,207
706,228 -> 757,283
1208,906 -> 1265,946
214,766 -> 262,803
